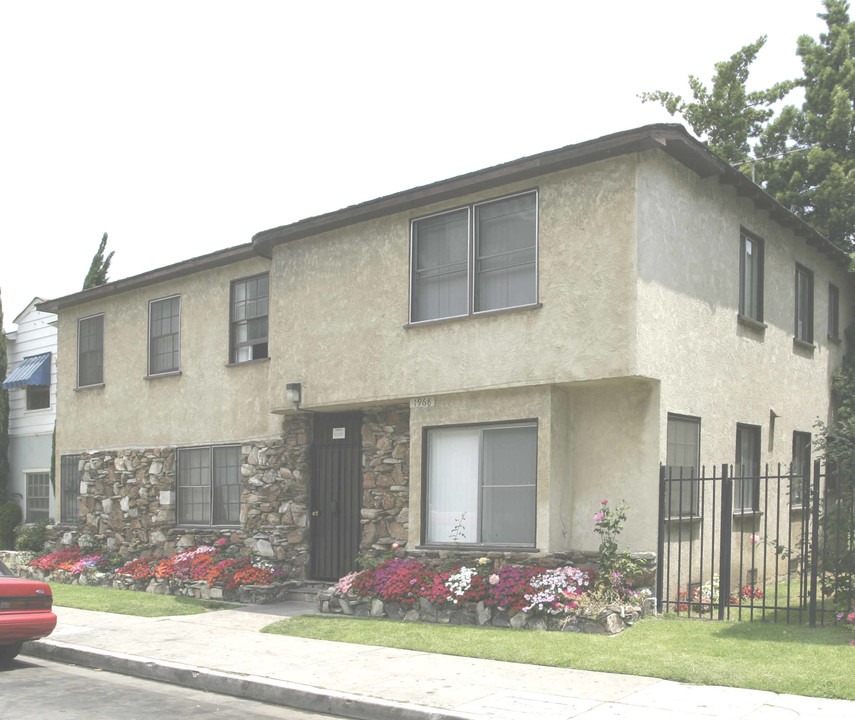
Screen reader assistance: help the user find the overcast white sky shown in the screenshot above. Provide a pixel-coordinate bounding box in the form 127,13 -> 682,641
0,0 -> 826,329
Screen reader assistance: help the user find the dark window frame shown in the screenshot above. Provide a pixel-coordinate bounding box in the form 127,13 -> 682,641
791,431 -> 811,508
738,229 -> 764,323
735,423 -> 761,512
409,190 -> 539,324
665,413 -> 701,517
828,283 -> 840,340
229,274 -> 269,364
148,295 -> 181,376
795,264 -> 814,344
25,471 -> 50,523
26,384 -> 50,410
60,454 -> 81,524
77,313 -> 105,388
421,419 -> 538,548
176,444 -> 242,527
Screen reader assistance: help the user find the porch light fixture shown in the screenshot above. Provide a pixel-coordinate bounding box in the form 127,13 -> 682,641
286,382 -> 302,407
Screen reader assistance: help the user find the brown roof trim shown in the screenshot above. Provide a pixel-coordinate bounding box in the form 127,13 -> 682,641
252,123 -> 847,267
39,124 -> 848,315
38,243 -> 259,313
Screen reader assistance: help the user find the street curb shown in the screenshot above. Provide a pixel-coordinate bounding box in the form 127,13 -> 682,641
22,639 -> 481,720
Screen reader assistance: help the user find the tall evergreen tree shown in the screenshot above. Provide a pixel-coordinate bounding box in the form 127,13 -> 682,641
82,232 -> 114,290
641,1 -> 855,250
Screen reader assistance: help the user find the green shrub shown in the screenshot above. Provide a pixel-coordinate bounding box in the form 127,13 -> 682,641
0,501 -> 21,549
15,520 -> 48,552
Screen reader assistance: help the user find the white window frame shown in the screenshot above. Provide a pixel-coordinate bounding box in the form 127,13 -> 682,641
25,470 -> 51,523
77,313 -> 105,388
423,420 -> 537,547
409,190 -> 539,324
148,295 -> 181,376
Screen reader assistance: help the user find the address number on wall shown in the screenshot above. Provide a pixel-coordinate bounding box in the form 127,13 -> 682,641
410,396 -> 436,408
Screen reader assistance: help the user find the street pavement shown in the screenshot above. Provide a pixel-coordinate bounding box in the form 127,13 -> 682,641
20,601 -> 855,720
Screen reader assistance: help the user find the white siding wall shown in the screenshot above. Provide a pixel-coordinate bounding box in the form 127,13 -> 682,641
6,302 -> 58,436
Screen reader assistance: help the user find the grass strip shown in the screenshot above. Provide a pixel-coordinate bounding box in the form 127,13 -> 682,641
50,583 -> 238,617
262,614 -> 855,700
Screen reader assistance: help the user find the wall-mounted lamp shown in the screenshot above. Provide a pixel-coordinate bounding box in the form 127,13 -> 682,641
286,382 -> 302,409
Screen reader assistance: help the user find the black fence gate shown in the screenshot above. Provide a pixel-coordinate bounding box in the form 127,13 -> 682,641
657,461 -> 854,626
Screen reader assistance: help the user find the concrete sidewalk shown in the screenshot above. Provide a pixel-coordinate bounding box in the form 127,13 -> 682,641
21,602 -> 855,720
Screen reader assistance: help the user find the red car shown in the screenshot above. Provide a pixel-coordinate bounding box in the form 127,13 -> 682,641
0,560 -> 57,663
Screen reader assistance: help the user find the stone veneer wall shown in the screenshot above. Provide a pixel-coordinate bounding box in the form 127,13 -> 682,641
360,405 -> 410,554
46,405 -> 412,581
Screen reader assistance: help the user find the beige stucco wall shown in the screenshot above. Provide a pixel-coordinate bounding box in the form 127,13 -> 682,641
267,155 -> 639,412
635,150 -> 852,469
54,255 -> 277,456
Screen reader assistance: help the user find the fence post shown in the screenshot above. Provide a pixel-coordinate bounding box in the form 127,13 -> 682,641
656,465 -> 666,611
809,458 -> 821,628
719,464 -> 733,621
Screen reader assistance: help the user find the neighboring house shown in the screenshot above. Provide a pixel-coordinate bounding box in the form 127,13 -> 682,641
39,124 -> 852,581
2,299 -> 57,523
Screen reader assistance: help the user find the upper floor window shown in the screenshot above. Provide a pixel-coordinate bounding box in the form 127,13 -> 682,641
665,414 -> 700,517
739,230 -> 764,322
795,264 -> 814,344
230,274 -> 269,363
424,421 -> 536,546
148,295 -> 181,375
829,283 -> 840,340
26,385 -> 50,410
410,191 -> 537,323
77,314 -> 104,387
177,445 -> 241,526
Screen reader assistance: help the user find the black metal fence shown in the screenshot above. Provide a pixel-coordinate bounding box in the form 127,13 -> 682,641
656,461 -> 854,626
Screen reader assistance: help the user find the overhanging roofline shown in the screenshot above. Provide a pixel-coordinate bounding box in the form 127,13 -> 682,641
39,123 -> 848,315
38,243 -> 258,314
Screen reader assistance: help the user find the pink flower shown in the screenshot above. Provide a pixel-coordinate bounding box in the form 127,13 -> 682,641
601,499 -> 608,505
593,513 -> 604,523
749,534 -> 761,545
391,542 -> 400,550
216,538 -> 227,547
488,574 -> 500,586
850,640 -> 855,646
847,611 -> 855,624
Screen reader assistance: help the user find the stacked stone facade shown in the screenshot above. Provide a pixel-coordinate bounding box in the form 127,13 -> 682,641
47,406 -> 411,581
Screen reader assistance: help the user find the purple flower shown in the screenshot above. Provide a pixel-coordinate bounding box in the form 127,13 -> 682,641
593,513 -> 604,523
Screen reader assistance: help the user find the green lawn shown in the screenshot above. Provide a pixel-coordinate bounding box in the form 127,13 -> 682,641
50,583 -> 238,617
262,614 -> 855,700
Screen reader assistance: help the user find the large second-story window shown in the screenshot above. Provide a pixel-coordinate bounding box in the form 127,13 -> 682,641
148,295 -> 181,375
739,230 -> 764,322
77,314 -> 104,388
410,191 -> 537,323
230,274 -> 269,363
795,264 -> 814,344
829,283 -> 840,340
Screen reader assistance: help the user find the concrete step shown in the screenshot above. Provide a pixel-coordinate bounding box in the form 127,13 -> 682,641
286,583 -> 332,603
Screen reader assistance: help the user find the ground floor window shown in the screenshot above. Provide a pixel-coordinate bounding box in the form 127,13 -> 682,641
735,424 -> 761,511
425,421 -> 536,546
665,414 -> 701,517
60,455 -> 81,523
177,445 -> 241,526
26,472 -> 50,522
791,432 -> 811,507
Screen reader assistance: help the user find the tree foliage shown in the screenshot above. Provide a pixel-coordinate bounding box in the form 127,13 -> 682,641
641,1 -> 855,250
82,232 -> 114,290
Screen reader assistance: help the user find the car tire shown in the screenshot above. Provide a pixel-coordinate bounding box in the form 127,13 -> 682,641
0,642 -> 23,664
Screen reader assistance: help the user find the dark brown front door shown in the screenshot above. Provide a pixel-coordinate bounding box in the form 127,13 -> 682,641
309,412 -> 363,580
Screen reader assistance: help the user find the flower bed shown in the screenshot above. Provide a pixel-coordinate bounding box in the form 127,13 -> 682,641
320,557 -> 654,635
21,543 -> 292,603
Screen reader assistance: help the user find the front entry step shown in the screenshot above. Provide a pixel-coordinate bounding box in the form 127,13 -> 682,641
286,582 -> 333,603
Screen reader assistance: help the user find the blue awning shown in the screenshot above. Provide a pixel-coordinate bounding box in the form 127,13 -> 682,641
3,352 -> 51,389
